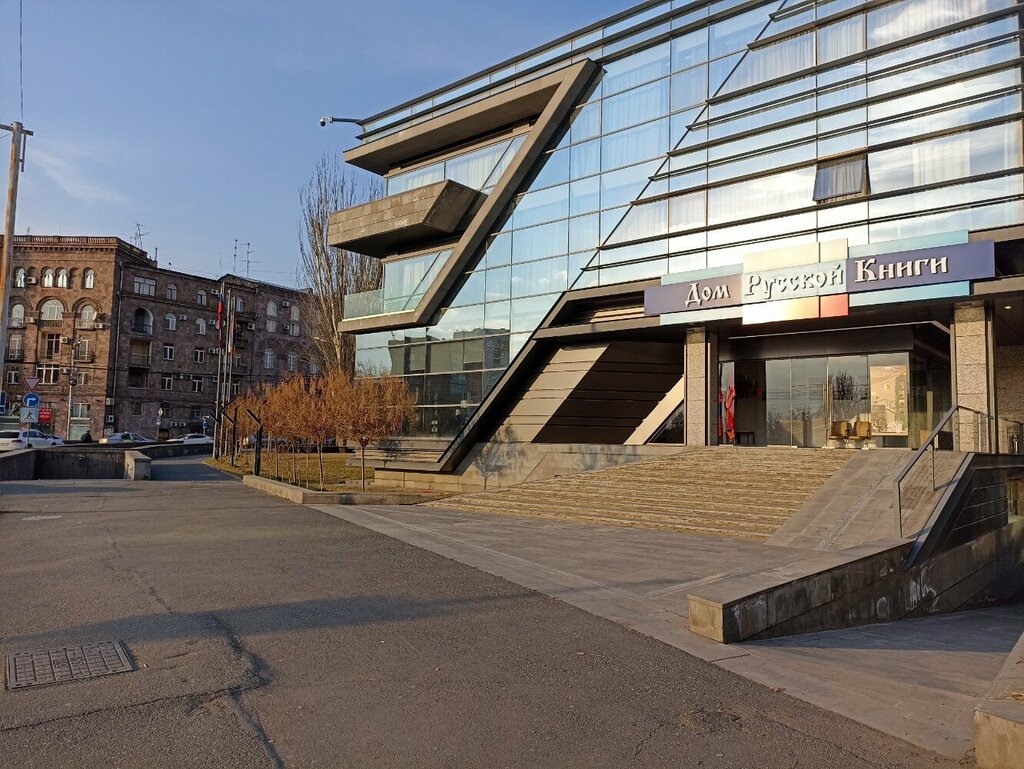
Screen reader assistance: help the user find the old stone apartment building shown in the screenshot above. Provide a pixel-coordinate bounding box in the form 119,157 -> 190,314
2,236 -> 313,439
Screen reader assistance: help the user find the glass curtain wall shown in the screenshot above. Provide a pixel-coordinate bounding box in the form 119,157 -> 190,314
357,0 -> 1023,439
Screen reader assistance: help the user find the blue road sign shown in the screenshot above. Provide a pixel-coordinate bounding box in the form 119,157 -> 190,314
22,392 -> 39,408
0,391 -> 6,411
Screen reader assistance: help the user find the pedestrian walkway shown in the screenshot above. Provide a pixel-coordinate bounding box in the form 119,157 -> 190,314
316,502 -> 1024,758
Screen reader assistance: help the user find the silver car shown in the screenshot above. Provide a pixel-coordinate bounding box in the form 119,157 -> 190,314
98,432 -> 156,444
0,429 -> 60,451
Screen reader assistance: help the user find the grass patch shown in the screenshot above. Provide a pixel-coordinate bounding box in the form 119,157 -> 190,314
207,451 -> 373,491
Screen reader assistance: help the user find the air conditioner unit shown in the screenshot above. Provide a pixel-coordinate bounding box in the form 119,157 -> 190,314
177,373 -> 189,380
105,397 -> 114,406
105,415 -> 115,424
60,336 -> 70,344
178,314 -> 187,321
26,316 -> 37,324
95,323 -> 105,330
281,300 -> 290,308
246,322 -> 256,331
60,367 -> 69,374
208,347 -> 218,355
25,277 -> 38,285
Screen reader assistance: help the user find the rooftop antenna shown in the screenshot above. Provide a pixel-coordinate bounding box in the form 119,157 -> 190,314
132,223 -> 149,249
243,242 -> 256,278
233,238 -> 238,275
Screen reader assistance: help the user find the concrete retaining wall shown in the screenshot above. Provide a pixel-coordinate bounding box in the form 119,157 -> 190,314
242,474 -> 436,505
124,451 -> 152,480
0,449 -> 36,481
975,623 -> 1024,768
0,442 -> 211,482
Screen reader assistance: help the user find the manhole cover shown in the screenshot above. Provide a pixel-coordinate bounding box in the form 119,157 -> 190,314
6,641 -> 134,689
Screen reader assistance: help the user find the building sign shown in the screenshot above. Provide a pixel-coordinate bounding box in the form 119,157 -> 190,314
38,407 -> 53,424
645,239 -> 996,323
846,241 -> 995,293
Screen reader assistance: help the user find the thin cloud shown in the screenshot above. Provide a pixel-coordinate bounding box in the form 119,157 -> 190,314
28,138 -> 128,205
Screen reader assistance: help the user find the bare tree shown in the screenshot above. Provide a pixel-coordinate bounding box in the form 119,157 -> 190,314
342,374 -> 417,491
298,154 -> 383,375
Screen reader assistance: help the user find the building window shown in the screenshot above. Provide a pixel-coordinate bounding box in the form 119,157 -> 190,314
189,406 -> 202,420
196,289 -> 207,306
8,334 -> 22,356
75,371 -> 89,386
266,318 -> 277,333
813,154 -> 868,203
263,349 -> 275,369
56,269 -> 69,288
134,276 -> 156,296
235,296 -> 244,313
40,299 -> 64,321
83,269 -> 95,289
289,323 -> 300,337
166,283 -> 177,300
194,348 -> 205,364
232,381 -> 240,396
309,361 -> 319,375
79,305 -> 96,324
9,303 -> 25,327
287,350 -> 298,372
196,318 -> 207,335
161,374 -> 173,391
132,307 -> 153,334
71,403 -> 91,419
191,376 -> 204,393
42,268 -> 54,287
162,343 -> 174,361
290,304 -> 299,322
14,268 -> 25,287
36,364 -> 59,385
131,402 -> 143,416
6,368 -> 19,384
45,333 -> 61,359
164,313 -> 177,331
266,301 -> 277,318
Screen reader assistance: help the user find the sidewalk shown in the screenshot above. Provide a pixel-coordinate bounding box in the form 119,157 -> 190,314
315,503 -> 1024,759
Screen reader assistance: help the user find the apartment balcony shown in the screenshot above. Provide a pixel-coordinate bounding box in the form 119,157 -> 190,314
5,349 -> 24,361
328,179 -> 483,258
37,318 -> 63,328
131,323 -> 153,335
129,353 -> 151,366
74,318 -> 96,330
8,317 -> 25,329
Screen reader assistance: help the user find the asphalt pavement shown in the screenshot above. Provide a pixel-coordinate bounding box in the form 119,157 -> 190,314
0,458 -> 962,768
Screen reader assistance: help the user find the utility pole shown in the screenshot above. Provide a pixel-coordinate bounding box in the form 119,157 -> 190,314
0,121 -> 33,376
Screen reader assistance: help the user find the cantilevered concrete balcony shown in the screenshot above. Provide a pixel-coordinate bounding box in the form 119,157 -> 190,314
328,179 -> 484,258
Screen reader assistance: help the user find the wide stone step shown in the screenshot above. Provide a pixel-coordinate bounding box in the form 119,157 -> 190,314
443,490 -> 800,516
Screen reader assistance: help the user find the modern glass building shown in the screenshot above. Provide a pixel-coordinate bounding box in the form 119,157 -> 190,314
331,0 -> 1024,475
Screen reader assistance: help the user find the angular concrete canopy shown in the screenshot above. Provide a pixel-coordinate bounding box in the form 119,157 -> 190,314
328,180 -> 483,258
337,59 -> 599,335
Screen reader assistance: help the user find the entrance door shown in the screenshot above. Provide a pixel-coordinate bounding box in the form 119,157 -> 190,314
765,358 -> 827,447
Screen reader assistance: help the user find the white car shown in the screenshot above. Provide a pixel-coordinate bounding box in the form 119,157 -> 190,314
178,433 -> 213,445
99,432 -> 156,444
0,429 -> 61,451
41,433 -> 64,446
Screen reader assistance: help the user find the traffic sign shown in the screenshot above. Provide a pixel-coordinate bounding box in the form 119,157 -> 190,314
22,392 -> 39,408
23,377 -> 39,392
38,407 -> 53,424
20,406 -> 39,424
0,391 -> 6,411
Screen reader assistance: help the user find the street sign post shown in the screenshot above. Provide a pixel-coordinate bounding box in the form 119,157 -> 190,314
22,392 -> 39,408
19,406 -> 38,423
0,391 -> 6,412
23,377 -> 39,392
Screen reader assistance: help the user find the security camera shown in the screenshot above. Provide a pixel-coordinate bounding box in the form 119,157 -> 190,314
319,116 -> 330,127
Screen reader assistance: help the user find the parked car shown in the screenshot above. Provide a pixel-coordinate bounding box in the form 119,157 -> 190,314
176,433 -> 213,445
0,429 -> 61,451
40,433 -> 64,446
99,432 -> 156,444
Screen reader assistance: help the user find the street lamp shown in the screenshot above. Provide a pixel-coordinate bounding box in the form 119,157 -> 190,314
66,337 -> 87,439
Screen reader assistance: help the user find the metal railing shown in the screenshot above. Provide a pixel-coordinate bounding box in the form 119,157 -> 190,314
131,323 -> 153,335
895,405 -> 1024,537
129,353 -> 151,366
4,349 -> 24,361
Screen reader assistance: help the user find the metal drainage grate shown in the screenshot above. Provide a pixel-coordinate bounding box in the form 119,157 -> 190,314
6,641 -> 134,690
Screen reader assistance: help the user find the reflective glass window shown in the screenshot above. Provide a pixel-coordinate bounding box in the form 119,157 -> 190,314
511,220 -> 569,262
601,118 -> 669,171
672,28 -> 709,71
511,256 -> 569,297
602,42 -> 671,96
513,184 -> 569,228
602,80 -> 670,134
710,5 -> 770,59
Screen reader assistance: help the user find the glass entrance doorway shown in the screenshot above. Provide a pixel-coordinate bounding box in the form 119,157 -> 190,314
720,353 -> 938,448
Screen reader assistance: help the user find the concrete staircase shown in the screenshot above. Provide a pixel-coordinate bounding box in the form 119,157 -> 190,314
424,446 -> 853,541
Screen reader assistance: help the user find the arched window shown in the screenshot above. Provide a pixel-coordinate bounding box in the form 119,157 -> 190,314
42,268 -> 54,287
196,289 -> 207,306
14,268 -> 25,288
10,303 -> 25,326
83,269 -> 95,289
164,313 -> 177,331
290,304 -> 299,322
196,318 -> 207,336
56,269 -> 69,288
235,296 -> 244,313
287,350 -> 298,372
266,301 -> 277,317
132,307 -> 153,333
79,306 -> 97,328
263,349 -> 275,369
166,283 -> 177,300
40,299 -> 64,320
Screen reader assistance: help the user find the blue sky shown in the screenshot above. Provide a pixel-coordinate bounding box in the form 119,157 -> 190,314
0,0 -> 628,284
